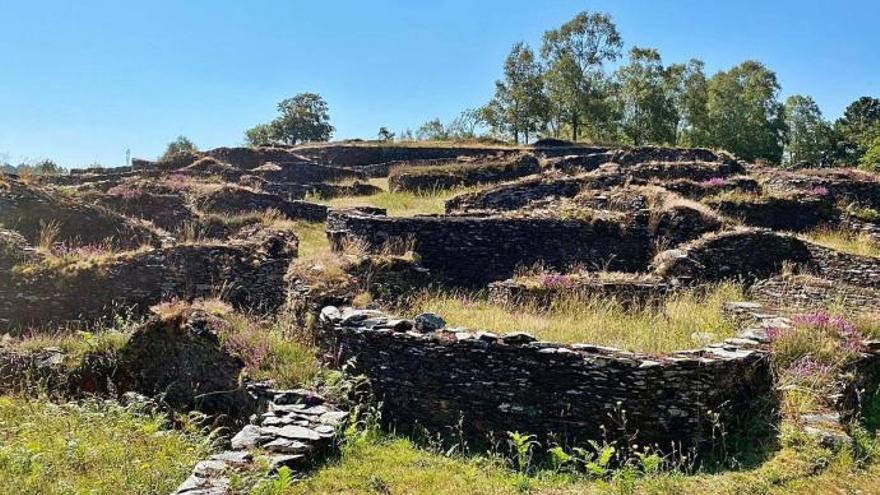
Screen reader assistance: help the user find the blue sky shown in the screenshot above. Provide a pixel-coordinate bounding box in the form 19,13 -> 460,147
1,0 -> 878,167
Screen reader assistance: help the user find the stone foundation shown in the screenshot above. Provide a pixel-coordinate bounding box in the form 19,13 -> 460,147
317,307 -> 772,451
327,209 -> 651,287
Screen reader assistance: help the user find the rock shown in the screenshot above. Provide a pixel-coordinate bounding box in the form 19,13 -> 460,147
231,425 -> 265,450
262,425 -> 322,442
209,451 -> 253,466
414,313 -> 445,332
319,306 -> 342,323
262,437 -> 314,455
340,309 -> 384,326
501,332 -> 537,345
115,311 -> 253,418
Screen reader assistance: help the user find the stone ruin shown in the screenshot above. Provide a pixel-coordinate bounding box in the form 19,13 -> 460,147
3,141 -> 880,492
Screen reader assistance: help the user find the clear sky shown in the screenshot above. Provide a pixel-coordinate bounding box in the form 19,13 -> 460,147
1,0 -> 878,167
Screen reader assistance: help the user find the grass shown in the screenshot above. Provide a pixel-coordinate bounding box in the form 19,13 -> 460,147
316,178 -> 478,217
0,395 -> 213,495
286,426 -> 880,495
803,226 -> 880,258
153,300 -> 321,389
407,283 -> 743,353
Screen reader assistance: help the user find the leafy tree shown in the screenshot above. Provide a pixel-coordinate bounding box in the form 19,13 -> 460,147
782,95 -> 835,166
703,61 -> 786,163
377,127 -> 395,142
835,96 -> 880,158
446,108 -> 485,140
860,136 -> 880,172
32,159 -> 62,175
416,119 -> 449,141
665,59 -> 710,146
485,43 -> 548,144
245,123 -> 275,146
270,93 -> 334,145
614,47 -> 677,145
540,11 -> 623,142
160,136 -> 197,161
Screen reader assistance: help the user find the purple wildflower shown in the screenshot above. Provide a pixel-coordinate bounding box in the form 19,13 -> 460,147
700,177 -> 727,187
542,274 -> 574,289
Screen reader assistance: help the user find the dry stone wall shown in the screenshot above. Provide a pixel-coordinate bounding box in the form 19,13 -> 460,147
0,229 -> 297,329
388,155 -> 540,192
327,210 -> 651,287
317,307 -> 772,451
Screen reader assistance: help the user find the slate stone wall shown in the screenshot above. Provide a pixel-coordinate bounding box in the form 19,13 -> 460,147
704,196 -> 835,232
327,210 -> 651,287
388,155 -> 541,192
318,308 -> 772,450
196,186 -> 328,222
0,230 -> 297,329
655,229 -> 880,289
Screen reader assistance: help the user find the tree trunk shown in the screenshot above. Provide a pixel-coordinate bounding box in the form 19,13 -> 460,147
571,113 -> 579,142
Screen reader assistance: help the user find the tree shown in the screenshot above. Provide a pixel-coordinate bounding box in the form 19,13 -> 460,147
703,61 -> 786,163
271,93 -> 334,145
665,59 -> 710,146
860,136 -> 880,172
614,47 -> 677,145
245,124 -> 275,146
415,119 -> 448,141
485,43 -> 548,144
835,96 -> 880,159
160,136 -> 197,161
540,11 -> 623,142
446,108 -> 484,140
377,127 -> 395,142
782,95 -> 835,166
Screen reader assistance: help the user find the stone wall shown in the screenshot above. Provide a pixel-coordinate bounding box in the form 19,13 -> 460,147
0,229 -> 297,329
654,229 -> 880,289
759,169 -> 880,208
196,186 -> 328,222
704,195 -> 834,232
318,307 -> 772,450
446,160 -> 743,214
202,147 -> 314,170
327,210 -> 651,287
0,177 -> 162,249
294,144 -> 517,167
254,162 -> 365,183
388,155 -> 540,192
488,275 -> 670,308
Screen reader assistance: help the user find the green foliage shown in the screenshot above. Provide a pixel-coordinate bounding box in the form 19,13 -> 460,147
783,95 -> 836,166
860,135 -> 880,172
246,92 -> 334,146
507,432 -> 540,473
615,47 -> 678,145
159,135 -> 197,162
540,10 -> 623,142
836,96 -> 880,158
245,123 -> 275,147
0,396 -> 212,494
252,466 -> 294,495
703,60 -> 786,163
483,42 -> 549,144
415,118 -> 448,141
377,127 -> 395,142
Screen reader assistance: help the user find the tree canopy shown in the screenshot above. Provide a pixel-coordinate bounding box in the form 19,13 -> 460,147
245,92 -> 334,146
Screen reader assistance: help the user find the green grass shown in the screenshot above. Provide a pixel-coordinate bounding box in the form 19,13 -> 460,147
804,227 -> 880,258
0,396 -> 213,495
408,283 -> 743,353
317,178 -> 478,217
286,430 -> 880,495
